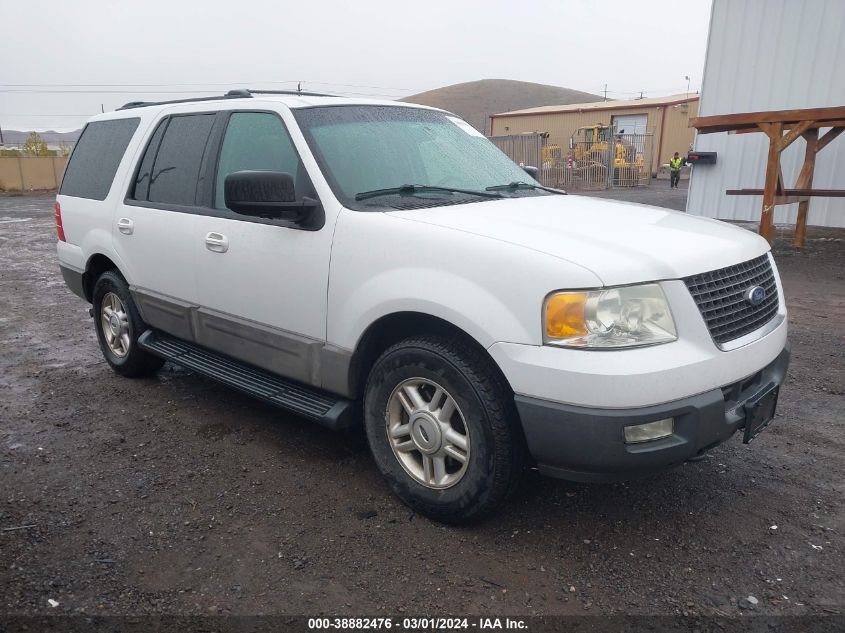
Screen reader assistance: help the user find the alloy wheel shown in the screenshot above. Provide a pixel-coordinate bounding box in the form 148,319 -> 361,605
100,292 -> 131,357
385,377 -> 471,489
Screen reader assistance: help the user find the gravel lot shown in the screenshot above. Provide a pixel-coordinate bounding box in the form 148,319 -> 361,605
1,192 -> 843,617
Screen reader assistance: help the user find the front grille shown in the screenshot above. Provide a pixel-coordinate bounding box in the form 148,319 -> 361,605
684,254 -> 779,346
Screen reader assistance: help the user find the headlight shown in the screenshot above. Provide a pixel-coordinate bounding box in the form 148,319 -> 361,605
544,284 -> 677,348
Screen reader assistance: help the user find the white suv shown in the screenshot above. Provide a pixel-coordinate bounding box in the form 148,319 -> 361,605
56,90 -> 789,522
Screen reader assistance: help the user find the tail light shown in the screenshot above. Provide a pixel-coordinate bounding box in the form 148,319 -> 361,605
55,200 -> 66,242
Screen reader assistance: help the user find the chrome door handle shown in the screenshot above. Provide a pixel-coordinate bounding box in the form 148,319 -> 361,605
117,218 -> 134,235
205,232 -> 229,253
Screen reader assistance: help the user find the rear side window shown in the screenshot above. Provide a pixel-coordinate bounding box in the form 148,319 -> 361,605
132,114 -> 215,206
59,118 -> 139,200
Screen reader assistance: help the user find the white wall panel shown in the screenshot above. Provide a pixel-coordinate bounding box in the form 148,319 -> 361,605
687,0 -> 845,228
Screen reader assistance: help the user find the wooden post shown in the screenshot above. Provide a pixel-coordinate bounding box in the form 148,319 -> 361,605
759,122 -> 782,244
793,129 -> 818,248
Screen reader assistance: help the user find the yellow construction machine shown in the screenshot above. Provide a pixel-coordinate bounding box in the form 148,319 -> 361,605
565,124 -> 645,186
541,143 -> 563,168
569,125 -> 643,169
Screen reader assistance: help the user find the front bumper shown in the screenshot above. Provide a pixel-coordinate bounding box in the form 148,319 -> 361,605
516,344 -> 790,482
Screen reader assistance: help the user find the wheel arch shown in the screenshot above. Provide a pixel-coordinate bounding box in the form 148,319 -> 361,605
347,311 -> 514,400
82,253 -> 124,302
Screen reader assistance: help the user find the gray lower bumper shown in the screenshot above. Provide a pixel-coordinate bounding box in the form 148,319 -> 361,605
60,264 -> 87,301
515,344 -> 790,482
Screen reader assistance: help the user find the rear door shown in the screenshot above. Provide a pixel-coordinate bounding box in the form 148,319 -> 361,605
114,112 -> 216,340
57,117 -> 140,256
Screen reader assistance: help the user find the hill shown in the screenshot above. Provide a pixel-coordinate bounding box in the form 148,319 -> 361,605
401,79 -> 601,134
1,129 -> 81,145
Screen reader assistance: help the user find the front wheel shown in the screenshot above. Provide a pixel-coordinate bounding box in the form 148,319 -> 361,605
92,270 -> 164,377
364,334 -> 524,523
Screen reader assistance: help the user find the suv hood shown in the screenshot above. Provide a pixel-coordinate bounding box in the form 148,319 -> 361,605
389,194 -> 769,286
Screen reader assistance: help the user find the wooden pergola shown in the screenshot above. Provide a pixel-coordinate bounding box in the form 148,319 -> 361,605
690,106 -> 845,247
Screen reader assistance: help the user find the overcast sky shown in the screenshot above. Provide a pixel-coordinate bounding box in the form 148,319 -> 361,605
1,0 -> 713,132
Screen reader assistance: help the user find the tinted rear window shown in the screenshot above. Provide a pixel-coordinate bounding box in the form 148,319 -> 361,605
146,114 -> 215,206
59,118 -> 140,200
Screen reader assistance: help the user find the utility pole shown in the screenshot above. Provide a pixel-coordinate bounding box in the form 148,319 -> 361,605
101,103 -> 105,113
603,84 -> 608,101
685,75 -> 690,100
0,121 -> 4,145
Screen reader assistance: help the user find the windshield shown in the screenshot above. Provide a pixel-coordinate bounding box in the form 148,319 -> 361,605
293,105 -> 548,210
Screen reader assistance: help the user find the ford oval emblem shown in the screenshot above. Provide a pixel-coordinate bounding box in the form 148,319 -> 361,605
744,285 -> 766,307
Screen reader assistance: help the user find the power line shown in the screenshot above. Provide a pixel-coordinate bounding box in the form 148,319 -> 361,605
298,81 -> 415,92
0,82 -> 295,88
602,86 -> 694,96
0,113 -> 94,117
0,88 -> 409,99
0,80 -> 417,92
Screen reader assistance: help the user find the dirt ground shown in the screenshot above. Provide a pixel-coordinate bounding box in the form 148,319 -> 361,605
1,192 -> 843,618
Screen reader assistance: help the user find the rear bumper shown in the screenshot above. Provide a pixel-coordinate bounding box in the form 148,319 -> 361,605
515,344 -> 790,482
60,264 -> 87,301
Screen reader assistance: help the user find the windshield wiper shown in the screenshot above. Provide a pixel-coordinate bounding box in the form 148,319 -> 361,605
485,181 -> 567,195
355,184 -> 504,201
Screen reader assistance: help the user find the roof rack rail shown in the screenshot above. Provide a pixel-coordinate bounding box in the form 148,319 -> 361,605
245,89 -> 335,97
117,91 -> 253,111
116,88 -> 337,111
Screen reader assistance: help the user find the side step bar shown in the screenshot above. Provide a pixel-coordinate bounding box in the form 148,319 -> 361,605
138,330 -> 356,429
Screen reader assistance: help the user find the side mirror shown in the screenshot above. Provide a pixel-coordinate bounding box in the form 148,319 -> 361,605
522,165 -> 540,179
224,170 -> 317,222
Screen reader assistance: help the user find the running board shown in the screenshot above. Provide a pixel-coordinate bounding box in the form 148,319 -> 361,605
138,330 -> 355,429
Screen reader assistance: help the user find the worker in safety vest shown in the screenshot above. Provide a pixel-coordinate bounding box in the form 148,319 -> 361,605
669,152 -> 684,188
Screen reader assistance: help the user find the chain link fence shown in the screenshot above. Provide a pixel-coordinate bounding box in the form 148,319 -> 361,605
490,130 -> 654,191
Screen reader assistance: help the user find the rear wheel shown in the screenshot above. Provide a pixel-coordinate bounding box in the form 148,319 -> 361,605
92,270 -> 164,377
364,334 -> 524,523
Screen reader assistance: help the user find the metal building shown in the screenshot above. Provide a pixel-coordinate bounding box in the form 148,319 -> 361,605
687,0 -> 845,228
489,93 -> 700,176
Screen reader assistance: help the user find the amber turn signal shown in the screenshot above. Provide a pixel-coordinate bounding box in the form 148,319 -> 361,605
545,292 -> 588,339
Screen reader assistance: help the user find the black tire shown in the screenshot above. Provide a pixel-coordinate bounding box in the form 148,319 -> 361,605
364,334 -> 525,523
92,270 -> 164,377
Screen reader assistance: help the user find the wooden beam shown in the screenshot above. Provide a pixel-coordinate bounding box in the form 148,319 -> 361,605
795,201 -> 811,248
818,126 -> 845,152
794,129 -> 819,189
777,119 -> 814,151
757,122 -> 775,138
730,120 -> 845,134
794,129 -> 819,249
760,122 -> 782,244
726,188 -> 845,197
691,105 -> 845,133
